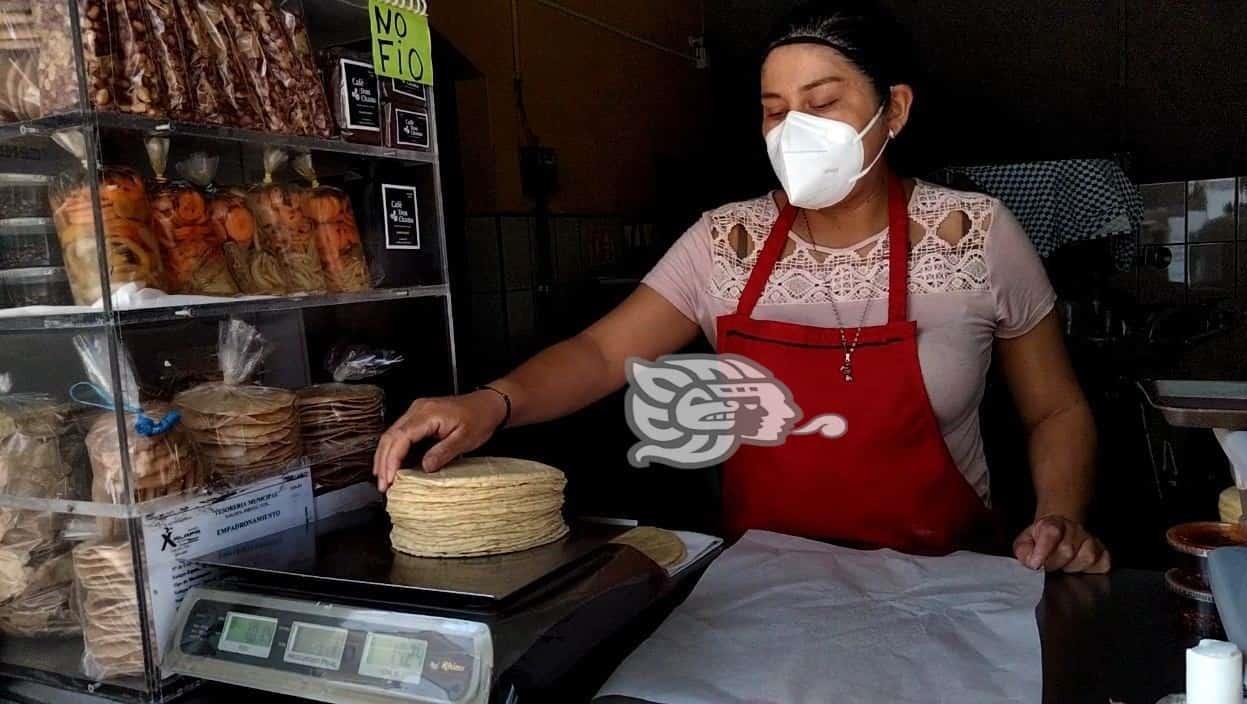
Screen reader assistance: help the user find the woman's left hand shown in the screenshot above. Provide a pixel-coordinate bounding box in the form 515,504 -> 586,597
1012,515 -> 1111,573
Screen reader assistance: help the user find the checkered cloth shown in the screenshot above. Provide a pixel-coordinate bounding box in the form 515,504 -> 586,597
935,159 -> 1142,270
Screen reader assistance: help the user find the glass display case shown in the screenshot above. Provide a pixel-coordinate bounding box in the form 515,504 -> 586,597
0,1 -> 454,699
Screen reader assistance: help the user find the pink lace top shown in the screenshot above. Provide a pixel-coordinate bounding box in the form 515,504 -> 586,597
641,180 -> 1057,503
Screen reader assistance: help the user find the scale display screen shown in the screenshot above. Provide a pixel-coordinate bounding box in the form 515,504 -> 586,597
359,632 -> 429,683
218,612 -> 278,658
284,621 -> 349,671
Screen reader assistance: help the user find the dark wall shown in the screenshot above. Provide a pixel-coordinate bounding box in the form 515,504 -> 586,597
704,0 -> 1246,191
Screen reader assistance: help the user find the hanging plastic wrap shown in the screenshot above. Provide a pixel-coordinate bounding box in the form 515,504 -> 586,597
31,0 -> 115,117
246,148 -> 325,292
107,0 -> 166,117
50,131 -> 167,305
73,334 -> 201,528
292,154 -> 371,292
147,143 -> 238,295
278,1 -> 332,138
174,319 -> 301,485
194,0 -> 263,130
297,345 -> 400,490
139,0 -> 193,120
73,540 -> 149,680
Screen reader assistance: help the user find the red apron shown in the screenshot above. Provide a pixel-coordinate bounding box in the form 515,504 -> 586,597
716,174 -> 993,556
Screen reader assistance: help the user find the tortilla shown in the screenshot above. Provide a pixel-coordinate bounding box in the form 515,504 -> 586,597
611,527 -> 687,569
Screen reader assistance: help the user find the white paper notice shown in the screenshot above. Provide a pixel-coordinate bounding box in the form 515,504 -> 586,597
142,469 -> 313,662
597,530 -> 1044,704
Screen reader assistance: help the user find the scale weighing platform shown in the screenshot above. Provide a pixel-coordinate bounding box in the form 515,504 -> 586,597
164,507 -> 703,704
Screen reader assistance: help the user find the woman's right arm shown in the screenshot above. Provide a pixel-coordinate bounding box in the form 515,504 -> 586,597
373,285 -> 701,489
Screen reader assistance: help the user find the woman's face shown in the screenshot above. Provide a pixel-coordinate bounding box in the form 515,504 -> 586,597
760,43 -> 908,155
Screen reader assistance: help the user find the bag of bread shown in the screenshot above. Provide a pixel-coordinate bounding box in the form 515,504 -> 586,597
138,0 -> 192,120
292,154 -> 370,292
73,335 -> 201,536
50,131 -> 167,305
0,1 -> 41,123
0,375 -> 73,556
277,1 -> 332,137
108,0 -> 165,117
213,185 -> 287,295
0,550 -> 79,637
173,319 -> 301,486
32,0 -> 115,117
299,345 -> 400,490
147,142 -> 238,295
194,0 -> 263,130
246,148 -> 325,292
73,540 -> 148,680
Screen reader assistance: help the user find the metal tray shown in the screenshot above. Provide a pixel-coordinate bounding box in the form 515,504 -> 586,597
194,507 -> 626,603
1140,380 -> 1247,430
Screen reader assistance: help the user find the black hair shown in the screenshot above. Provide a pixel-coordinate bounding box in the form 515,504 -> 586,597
765,1 -> 917,103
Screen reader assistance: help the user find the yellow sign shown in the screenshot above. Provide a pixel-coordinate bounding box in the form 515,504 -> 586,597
369,0 -> 433,85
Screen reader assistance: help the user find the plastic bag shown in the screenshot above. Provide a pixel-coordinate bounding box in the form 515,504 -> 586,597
298,345 -> 399,490
213,186 -> 288,295
278,2 -> 332,137
73,334 -> 201,520
32,0 -> 115,117
50,135 -> 166,304
0,376 -> 76,561
148,143 -> 238,295
194,0 -> 263,130
140,0 -> 193,120
0,547 -> 78,636
177,0 -> 230,125
173,319 -> 301,485
217,0 -> 285,133
108,0 -> 165,117
292,154 -> 370,292
73,540 -> 147,680
0,3 -> 41,123
246,148 -> 325,292
235,0 -> 312,134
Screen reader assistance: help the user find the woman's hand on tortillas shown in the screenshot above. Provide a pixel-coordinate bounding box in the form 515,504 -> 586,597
373,391 -> 508,491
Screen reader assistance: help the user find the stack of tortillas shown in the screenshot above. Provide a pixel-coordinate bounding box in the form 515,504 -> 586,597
174,384 -> 301,484
296,383 -> 384,489
387,457 -> 569,558
73,541 -> 145,679
611,527 -> 687,571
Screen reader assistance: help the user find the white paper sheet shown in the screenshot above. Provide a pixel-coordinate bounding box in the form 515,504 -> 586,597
667,531 -> 723,578
597,530 -> 1044,704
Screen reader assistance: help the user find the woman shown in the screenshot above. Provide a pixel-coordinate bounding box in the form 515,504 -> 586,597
375,1 -> 1110,573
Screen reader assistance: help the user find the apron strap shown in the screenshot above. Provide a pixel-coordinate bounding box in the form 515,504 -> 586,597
735,201 -> 800,319
735,174 -> 911,323
886,173 -> 910,324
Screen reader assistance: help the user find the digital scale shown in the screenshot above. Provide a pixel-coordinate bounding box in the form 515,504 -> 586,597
164,507 -> 708,704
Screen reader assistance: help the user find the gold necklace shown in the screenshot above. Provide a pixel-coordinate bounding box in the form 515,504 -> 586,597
798,209 -> 874,383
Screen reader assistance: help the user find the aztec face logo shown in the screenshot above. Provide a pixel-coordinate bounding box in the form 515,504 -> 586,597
624,354 -> 847,469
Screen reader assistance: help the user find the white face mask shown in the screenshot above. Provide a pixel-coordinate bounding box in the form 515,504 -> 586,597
765,105 -> 893,210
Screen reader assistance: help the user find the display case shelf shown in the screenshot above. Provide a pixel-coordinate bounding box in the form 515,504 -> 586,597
0,285 -> 450,332
0,111 -> 438,165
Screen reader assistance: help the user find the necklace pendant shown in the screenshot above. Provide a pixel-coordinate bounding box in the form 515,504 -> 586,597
840,353 -> 854,383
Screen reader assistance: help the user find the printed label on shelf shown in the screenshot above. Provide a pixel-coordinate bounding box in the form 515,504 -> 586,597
382,184 -> 421,250
340,59 -> 382,131
390,79 -> 428,102
142,468 -> 314,661
369,0 -> 434,86
395,108 -> 430,149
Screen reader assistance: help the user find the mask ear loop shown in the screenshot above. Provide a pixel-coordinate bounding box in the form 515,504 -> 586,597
849,126 -> 893,185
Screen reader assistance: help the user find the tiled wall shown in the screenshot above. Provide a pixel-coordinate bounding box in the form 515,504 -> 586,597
1137,178 -> 1246,305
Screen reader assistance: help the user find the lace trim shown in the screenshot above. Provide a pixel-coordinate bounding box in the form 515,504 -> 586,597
707,181 -> 998,305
